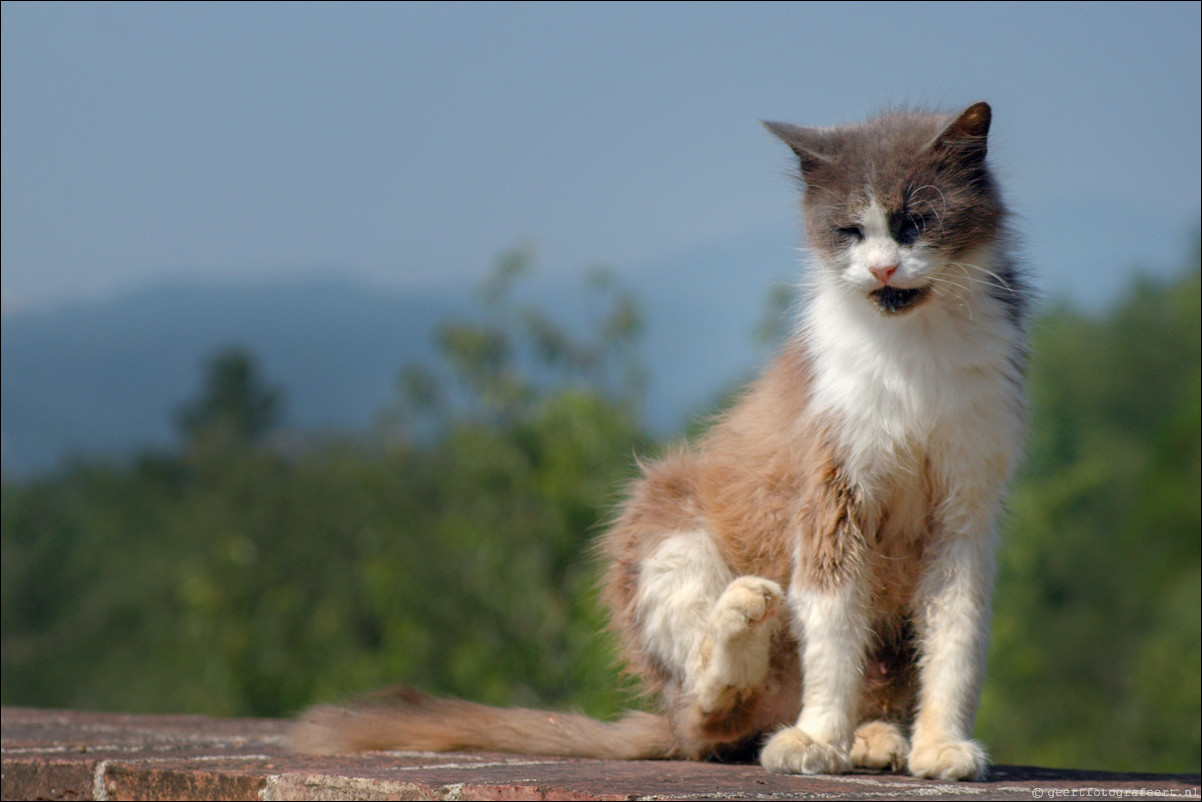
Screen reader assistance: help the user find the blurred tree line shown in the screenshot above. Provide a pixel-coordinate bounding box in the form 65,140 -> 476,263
2,245 -> 1199,773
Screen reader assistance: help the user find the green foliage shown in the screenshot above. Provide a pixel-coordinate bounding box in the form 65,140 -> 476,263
979,252 -> 1201,772
2,244 -> 1198,773
176,346 -> 283,447
1,250 -> 647,720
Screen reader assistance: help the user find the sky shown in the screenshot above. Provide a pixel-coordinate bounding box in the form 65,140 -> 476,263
2,1 -> 1200,314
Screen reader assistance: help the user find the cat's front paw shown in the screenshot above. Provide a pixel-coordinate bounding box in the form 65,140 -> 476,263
908,738 -> 988,781
851,720 -> 909,770
760,726 -> 850,775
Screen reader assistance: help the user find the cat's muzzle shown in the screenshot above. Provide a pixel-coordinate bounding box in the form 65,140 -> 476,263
870,285 -> 932,315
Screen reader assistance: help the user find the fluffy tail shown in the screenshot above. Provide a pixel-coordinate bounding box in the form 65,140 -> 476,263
290,685 -> 678,760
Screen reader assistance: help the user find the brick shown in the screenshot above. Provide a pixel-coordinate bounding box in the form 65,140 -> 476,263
101,763 -> 267,801
0,759 -> 96,801
3,708 -> 1198,801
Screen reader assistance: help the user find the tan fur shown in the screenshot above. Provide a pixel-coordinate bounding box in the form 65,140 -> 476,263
291,104 -> 1023,780
599,344 -> 926,757
292,686 -> 679,759
291,347 -> 877,764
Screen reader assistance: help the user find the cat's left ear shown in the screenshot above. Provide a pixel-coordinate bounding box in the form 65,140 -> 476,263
762,121 -> 833,180
929,101 -> 991,165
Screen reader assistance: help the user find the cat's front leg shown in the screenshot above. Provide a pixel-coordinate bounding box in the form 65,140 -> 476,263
760,579 -> 871,775
908,530 -> 994,781
909,413 -> 1018,782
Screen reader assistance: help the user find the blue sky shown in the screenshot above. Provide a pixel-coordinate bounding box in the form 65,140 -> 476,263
3,1 -> 1199,313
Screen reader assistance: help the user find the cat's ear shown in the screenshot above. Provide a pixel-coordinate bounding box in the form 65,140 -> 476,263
763,121 -> 833,179
929,101 -> 991,165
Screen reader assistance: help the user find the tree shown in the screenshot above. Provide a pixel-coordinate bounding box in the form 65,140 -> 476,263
3,245 -> 1198,773
978,256 -> 1201,773
176,347 -> 283,447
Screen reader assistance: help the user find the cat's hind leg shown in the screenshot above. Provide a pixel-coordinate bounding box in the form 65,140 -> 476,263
850,720 -> 909,770
692,576 -> 784,725
633,530 -> 783,749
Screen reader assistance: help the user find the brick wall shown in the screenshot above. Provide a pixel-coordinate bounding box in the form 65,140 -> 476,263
3,708 -> 1198,801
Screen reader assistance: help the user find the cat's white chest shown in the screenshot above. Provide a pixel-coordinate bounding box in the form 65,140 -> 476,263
802,282 -> 1020,495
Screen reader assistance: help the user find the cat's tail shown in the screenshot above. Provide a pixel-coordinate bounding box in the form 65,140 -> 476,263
290,685 -> 678,760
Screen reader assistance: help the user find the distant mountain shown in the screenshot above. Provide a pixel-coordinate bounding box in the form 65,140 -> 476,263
5,215 -> 1194,476
1,278 -> 463,473
1,234 -> 800,474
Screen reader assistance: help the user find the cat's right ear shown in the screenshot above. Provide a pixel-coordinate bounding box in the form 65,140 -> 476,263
762,121 -> 833,180
929,102 -> 991,167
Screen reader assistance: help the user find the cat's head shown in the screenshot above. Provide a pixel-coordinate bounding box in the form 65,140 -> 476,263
765,102 -> 1005,315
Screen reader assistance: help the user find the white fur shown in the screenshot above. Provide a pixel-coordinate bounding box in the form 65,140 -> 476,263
636,532 -> 786,705
856,201 -> 908,286
801,239 -> 1023,491
634,530 -> 733,683
848,200 -> 936,291
789,579 -> 872,748
851,720 -> 910,770
777,239 -> 1022,779
762,725 -> 850,775
695,576 -> 783,711
634,231 -> 1022,781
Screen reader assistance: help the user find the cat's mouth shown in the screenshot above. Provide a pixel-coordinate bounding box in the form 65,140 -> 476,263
870,285 -> 932,315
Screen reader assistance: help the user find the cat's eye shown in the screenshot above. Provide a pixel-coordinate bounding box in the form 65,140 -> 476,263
835,226 -> 864,243
894,216 -> 925,245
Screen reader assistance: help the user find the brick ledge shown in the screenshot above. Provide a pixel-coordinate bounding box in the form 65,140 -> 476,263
2,707 -> 1198,800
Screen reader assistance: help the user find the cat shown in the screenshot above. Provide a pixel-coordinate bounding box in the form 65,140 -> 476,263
291,101 -> 1027,782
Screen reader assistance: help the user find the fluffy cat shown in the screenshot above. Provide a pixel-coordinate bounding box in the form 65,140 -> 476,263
292,101 -> 1027,782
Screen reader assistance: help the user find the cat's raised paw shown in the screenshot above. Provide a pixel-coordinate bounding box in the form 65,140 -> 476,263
695,577 -> 783,710
760,726 -> 850,775
711,576 -> 783,637
907,738 -> 988,781
850,720 -> 909,770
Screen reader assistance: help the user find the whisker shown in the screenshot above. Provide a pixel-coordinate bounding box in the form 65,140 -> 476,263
929,273 -> 975,298
945,264 -> 998,289
803,183 -> 848,206
908,185 -> 948,231
927,274 -> 975,318
949,261 -> 1015,293
910,185 -> 948,213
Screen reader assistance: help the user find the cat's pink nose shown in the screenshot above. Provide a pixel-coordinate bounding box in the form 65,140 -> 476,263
870,264 -> 899,285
